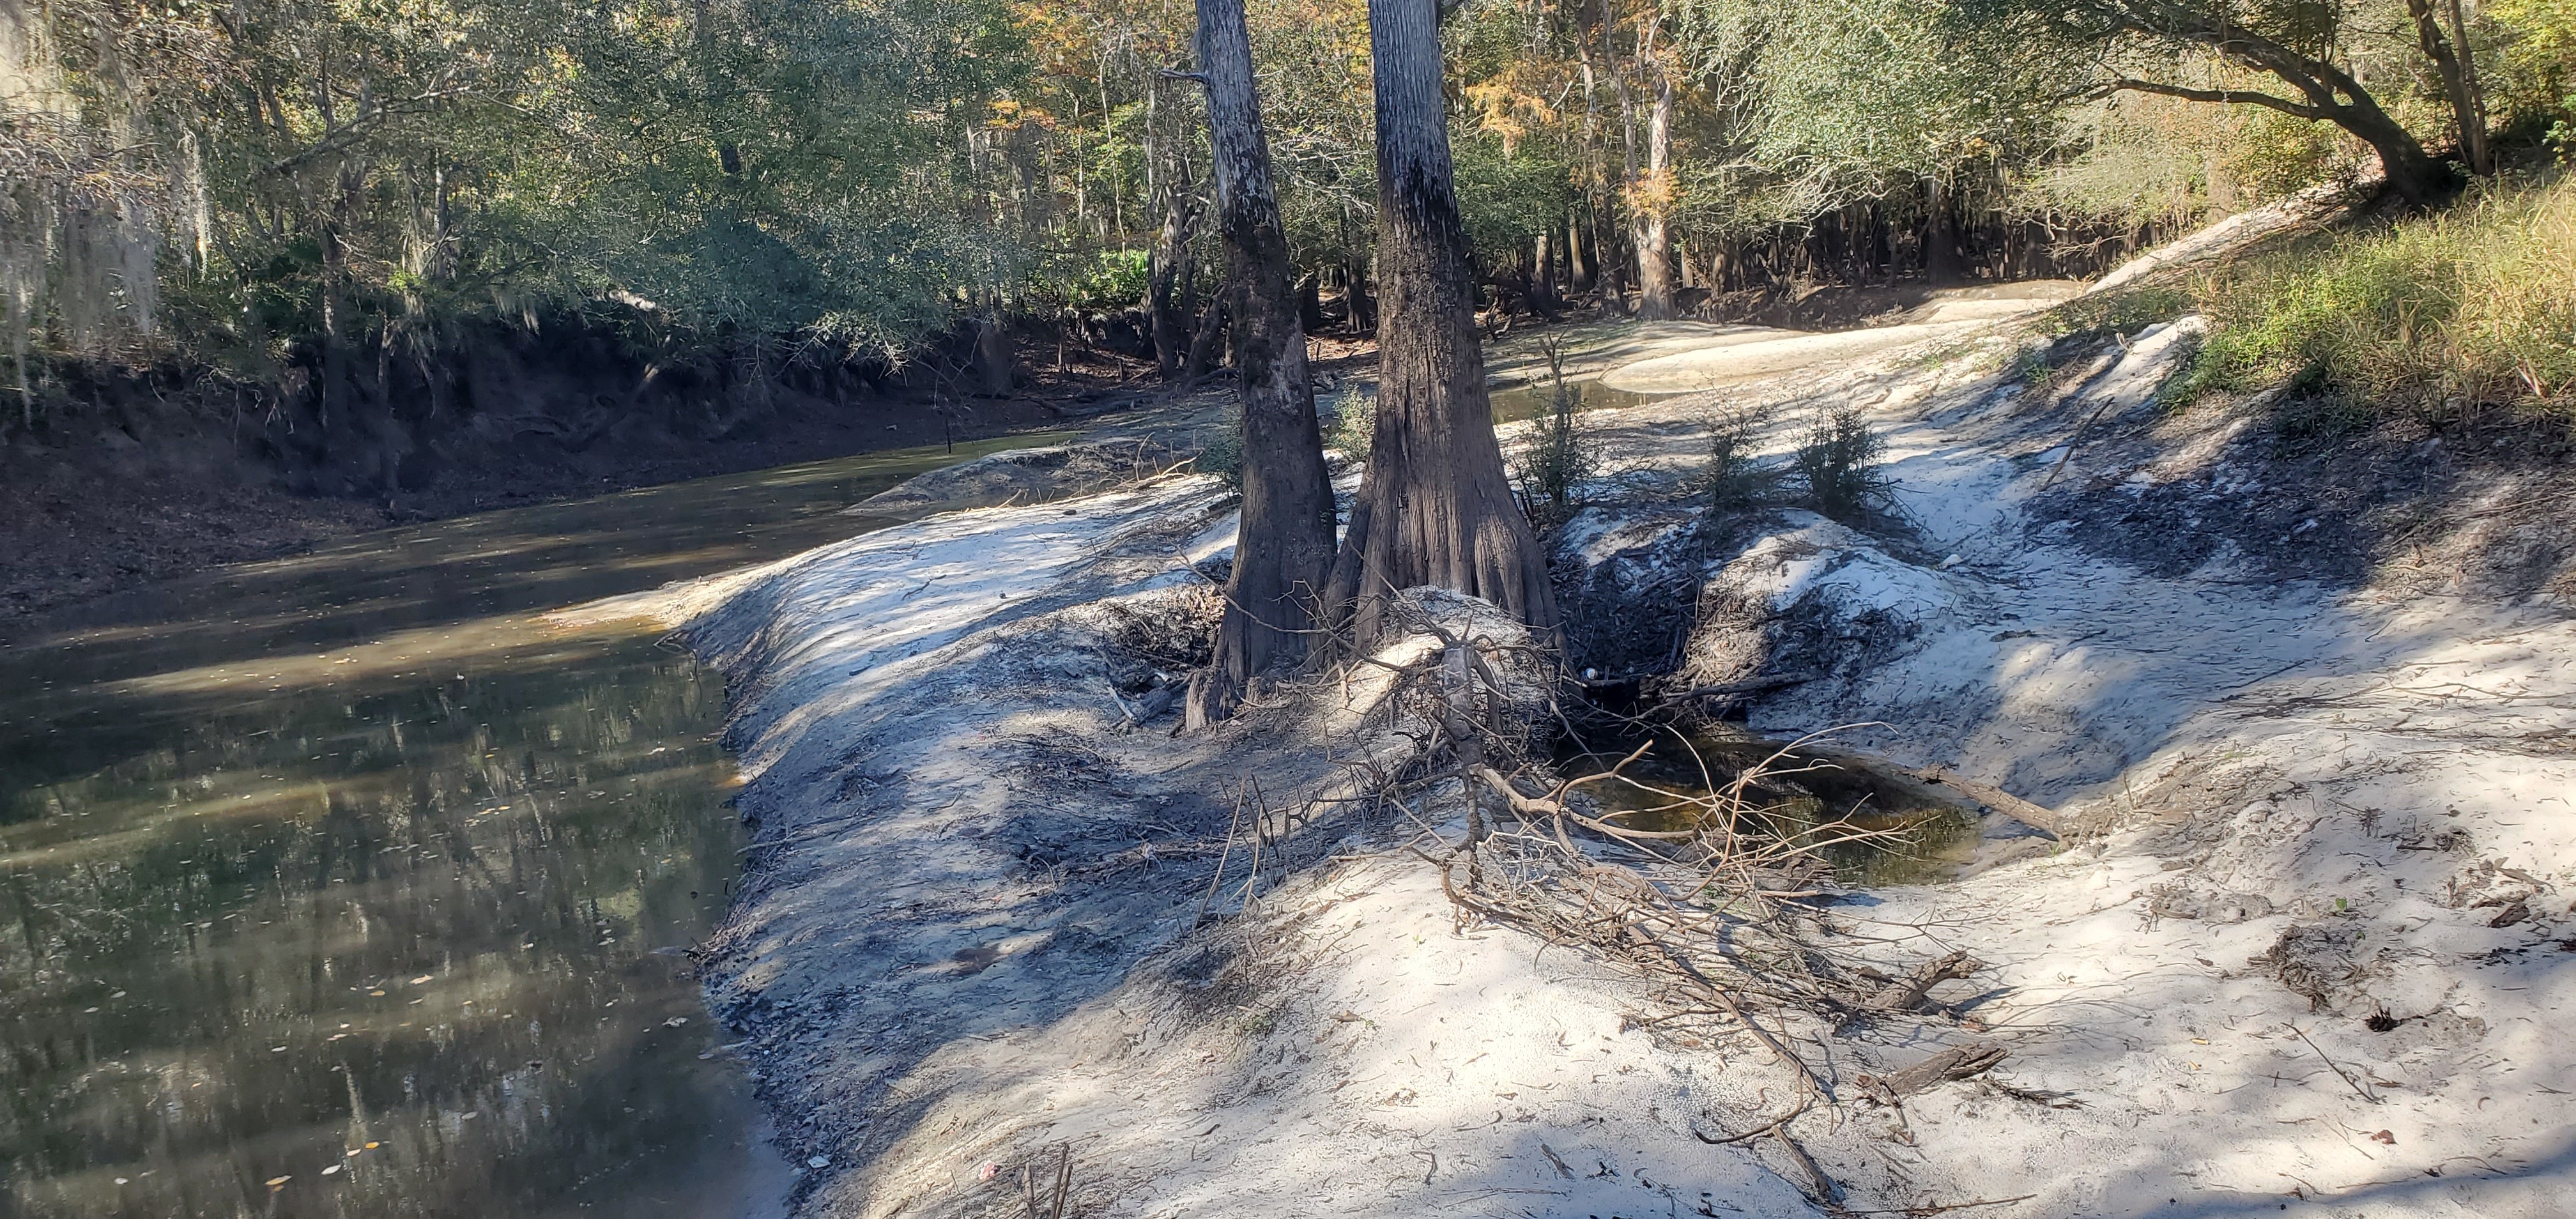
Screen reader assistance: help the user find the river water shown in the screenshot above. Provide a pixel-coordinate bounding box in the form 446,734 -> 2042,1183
0,434 -> 1066,1219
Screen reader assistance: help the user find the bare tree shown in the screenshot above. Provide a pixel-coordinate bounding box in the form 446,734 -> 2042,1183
1324,0 -> 1561,641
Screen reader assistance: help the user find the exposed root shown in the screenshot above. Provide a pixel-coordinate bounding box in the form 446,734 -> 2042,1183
1307,589 -> 1999,1210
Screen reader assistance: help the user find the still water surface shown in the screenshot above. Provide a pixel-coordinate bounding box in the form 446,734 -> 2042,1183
0,433 -> 1068,1218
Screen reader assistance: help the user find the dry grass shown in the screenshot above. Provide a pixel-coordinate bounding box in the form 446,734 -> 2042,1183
2178,173 -> 2576,417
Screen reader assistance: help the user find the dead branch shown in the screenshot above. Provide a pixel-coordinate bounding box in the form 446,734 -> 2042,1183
1864,949 -> 1984,1015
1859,1043 -> 2008,1104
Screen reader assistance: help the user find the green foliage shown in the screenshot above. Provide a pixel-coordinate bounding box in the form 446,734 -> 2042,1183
1793,406 -> 1890,521
1325,385 -> 1374,461
1,0 -> 1034,380
1035,250 -> 1153,313
1197,413 -> 1246,489
1701,406 -> 1770,516
1511,348 -> 1602,532
1453,133 -> 1576,261
2038,286 -> 2193,339
2178,175 -> 2576,418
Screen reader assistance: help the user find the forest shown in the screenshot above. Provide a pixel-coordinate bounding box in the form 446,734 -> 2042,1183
5,0 -> 2570,432
9,2 -> 2576,1216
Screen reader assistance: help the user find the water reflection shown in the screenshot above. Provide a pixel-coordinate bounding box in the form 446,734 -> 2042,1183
1563,730 -> 1985,887
1487,378 -> 1654,425
0,433 -> 1068,1218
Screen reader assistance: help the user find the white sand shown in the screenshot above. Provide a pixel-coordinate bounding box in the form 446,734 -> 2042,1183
626,251 -> 2569,1216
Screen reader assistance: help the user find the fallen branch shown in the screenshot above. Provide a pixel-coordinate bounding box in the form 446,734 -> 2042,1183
1859,1042 -> 2008,1103
1864,949 -> 1984,1014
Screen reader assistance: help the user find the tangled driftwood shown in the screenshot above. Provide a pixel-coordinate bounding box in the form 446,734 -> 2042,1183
1316,593 -> 2010,1211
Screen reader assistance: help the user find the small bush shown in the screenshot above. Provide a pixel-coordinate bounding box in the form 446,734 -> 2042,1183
1703,406 -> 1770,515
1511,343 -> 1602,531
1324,384 -> 1374,461
2182,174 -> 2576,419
1197,414 -> 1245,489
1794,406 -> 1889,521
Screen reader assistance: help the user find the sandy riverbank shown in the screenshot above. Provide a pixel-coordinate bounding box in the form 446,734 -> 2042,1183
592,230 -> 2575,1216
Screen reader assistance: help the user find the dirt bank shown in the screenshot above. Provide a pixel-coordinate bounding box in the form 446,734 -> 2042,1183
0,328 -> 1311,635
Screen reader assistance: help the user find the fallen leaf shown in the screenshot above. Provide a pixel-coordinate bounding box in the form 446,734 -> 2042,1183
2370,1130 -> 2396,1144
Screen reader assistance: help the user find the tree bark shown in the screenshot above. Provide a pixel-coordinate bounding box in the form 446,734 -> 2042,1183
1184,299 -> 1228,378
1530,229 -> 1563,321
974,312 -> 1013,396
1325,0 -> 1560,641
2407,0 -> 2491,176
1922,175 -> 1960,284
1343,248 -> 1377,334
1565,209 -> 1590,291
1633,47 -> 1676,320
1183,0 -> 1338,726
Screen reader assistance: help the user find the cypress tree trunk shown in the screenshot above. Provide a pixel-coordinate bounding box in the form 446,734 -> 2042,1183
1325,0 -> 1560,641
1531,230 -> 1563,320
1633,56 -> 1676,320
1184,0 -> 1337,726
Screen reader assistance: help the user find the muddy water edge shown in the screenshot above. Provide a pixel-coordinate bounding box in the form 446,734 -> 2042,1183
1561,729 -> 2060,885
0,433 -> 1069,1219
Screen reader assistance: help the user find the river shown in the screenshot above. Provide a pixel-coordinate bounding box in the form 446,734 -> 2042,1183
0,433 -> 1068,1219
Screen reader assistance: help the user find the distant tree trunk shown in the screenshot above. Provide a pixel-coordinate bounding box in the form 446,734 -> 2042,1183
1531,230 -> 1563,320
1325,0 -> 1560,641
1344,250 -> 1377,334
1183,0 -> 1337,726
1145,78 -> 1197,379
974,313 -> 1013,395
2446,0 -> 2494,175
318,163 -> 363,431
1184,300 -> 1228,378
1633,50 -> 1676,320
1147,189 -> 1192,377
1922,176 -> 1960,284
1565,209 -> 1591,291
2407,0 -> 2492,176
1297,273 -> 1326,332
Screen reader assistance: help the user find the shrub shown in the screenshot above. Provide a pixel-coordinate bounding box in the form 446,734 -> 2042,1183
1703,406 -> 1770,515
1197,413 -> 1245,489
2181,174 -> 2576,419
1794,406 -> 1889,521
1325,384 -> 1374,461
1511,343 -> 1602,531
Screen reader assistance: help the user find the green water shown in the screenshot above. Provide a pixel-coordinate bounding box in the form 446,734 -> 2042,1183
1560,730 -> 1985,887
0,433 -> 1067,1219
1487,378 -> 1653,424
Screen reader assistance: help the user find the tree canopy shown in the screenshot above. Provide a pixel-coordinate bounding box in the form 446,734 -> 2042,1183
4,0 -> 2569,394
